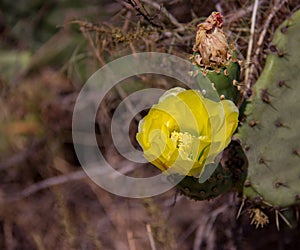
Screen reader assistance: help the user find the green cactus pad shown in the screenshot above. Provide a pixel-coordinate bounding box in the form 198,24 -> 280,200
169,141 -> 248,201
193,58 -> 242,105
238,10 -> 300,208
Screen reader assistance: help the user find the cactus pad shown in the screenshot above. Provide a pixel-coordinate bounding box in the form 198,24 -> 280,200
238,10 -> 300,208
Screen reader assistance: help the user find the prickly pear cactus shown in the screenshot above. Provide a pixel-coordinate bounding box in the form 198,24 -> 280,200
168,12 -> 248,201
238,10 -> 300,209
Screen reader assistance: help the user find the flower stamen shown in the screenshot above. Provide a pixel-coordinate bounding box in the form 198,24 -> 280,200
171,131 -> 197,160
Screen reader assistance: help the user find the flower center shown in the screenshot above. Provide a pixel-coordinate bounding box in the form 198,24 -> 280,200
170,131 -> 198,160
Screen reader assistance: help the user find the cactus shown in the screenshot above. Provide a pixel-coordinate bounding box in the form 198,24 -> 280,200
237,10 -> 300,212
166,12 -> 248,201
170,140 -> 248,201
191,12 -> 242,104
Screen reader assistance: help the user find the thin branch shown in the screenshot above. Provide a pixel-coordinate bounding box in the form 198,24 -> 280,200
1,163 -> 139,203
141,0 -> 184,31
244,0 -> 259,90
125,0 -> 163,29
127,230 -> 137,250
146,224 -> 157,250
248,0 -> 288,87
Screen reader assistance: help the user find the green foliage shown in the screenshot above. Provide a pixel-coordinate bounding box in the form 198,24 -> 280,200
238,10 -> 300,208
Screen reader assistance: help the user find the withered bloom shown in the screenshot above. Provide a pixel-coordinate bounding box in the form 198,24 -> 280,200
193,12 -> 231,68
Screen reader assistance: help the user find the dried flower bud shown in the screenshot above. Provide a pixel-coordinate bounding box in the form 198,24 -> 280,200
193,12 -> 231,68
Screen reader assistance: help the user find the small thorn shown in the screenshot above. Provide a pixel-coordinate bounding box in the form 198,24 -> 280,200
215,68 -> 221,74
280,25 -> 289,33
232,80 -> 238,86
199,191 -> 206,198
269,44 -> 286,57
248,120 -> 258,127
277,80 -> 291,88
260,89 -> 271,103
216,173 -> 223,180
258,157 -> 271,167
260,89 -> 277,110
292,149 -> 300,157
275,210 -> 280,231
244,180 -> 251,187
274,119 -> 290,128
253,195 -> 263,205
211,82 -> 216,90
184,187 -> 191,194
208,177 -> 215,183
278,210 -> 292,228
274,181 -> 289,189
245,88 -> 253,98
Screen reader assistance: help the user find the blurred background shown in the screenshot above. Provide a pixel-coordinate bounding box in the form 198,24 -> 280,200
0,0 -> 300,249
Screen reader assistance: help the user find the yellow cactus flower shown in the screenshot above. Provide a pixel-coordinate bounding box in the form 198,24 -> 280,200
136,87 -> 239,177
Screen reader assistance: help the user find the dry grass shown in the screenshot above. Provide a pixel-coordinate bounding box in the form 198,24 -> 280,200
1,0 -> 300,249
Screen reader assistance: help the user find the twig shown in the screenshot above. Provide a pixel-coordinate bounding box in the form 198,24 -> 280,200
146,224 -> 157,250
244,0 -> 259,90
225,4 -> 254,24
125,0 -> 163,29
1,163 -> 139,203
248,0 -> 288,87
141,0 -> 184,31
193,205 -> 229,250
127,230 -> 137,250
